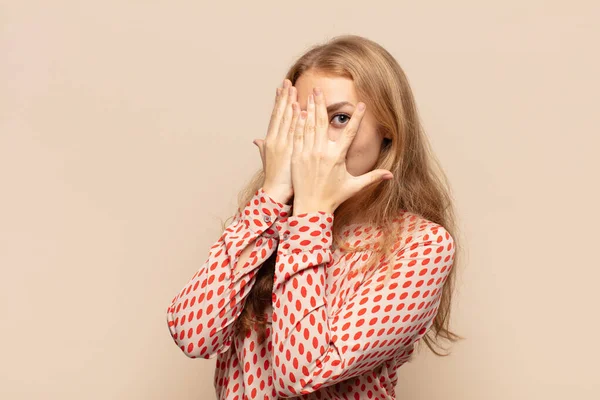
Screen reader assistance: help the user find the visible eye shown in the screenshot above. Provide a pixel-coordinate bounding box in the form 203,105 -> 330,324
330,113 -> 351,128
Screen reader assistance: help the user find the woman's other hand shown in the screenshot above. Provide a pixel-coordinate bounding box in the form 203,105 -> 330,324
253,78 -> 299,205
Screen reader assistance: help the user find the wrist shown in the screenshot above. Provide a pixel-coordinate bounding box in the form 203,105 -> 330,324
261,186 -> 293,205
292,202 -> 334,216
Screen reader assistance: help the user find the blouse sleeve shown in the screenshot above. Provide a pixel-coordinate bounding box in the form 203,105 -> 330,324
166,187 -> 292,358
270,211 -> 455,398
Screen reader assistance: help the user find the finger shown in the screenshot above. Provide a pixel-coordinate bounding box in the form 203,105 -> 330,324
293,109 -> 307,156
266,79 -> 291,141
338,102 -> 366,159
279,85 -> 296,145
266,85 -> 282,139
312,87 -> 328,151
286,101 -> 300,147
303,93 -> 316,152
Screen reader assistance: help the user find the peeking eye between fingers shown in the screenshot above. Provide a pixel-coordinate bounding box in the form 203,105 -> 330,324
331,113 -> 351,128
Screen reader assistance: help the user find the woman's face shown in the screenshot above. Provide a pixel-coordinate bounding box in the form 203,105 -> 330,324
294,70 -> 389,177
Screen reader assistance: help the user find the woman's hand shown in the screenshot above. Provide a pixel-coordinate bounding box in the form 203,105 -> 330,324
291,87 -> 394,215
253,79 -> 299,205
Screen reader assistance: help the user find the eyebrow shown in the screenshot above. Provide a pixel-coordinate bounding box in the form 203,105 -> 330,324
327,101 -> 354,113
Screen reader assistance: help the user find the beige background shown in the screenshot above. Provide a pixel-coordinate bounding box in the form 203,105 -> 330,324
1,1 -> 599,399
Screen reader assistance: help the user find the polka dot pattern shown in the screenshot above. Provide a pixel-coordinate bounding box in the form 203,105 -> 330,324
166,187 -> 291,358
166,188 -> 456,399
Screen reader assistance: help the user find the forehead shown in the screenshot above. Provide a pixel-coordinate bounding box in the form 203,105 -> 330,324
294,71 -> 357,109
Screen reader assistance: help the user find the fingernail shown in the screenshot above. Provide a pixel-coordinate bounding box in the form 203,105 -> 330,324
314,87 -> 321,96
358,103 -> 365,111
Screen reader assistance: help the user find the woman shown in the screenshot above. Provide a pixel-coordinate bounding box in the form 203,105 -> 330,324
166,34 -> 463,399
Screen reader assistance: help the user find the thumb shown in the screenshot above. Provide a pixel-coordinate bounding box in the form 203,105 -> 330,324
349,169 -> 393,195
253,139 -> 265,163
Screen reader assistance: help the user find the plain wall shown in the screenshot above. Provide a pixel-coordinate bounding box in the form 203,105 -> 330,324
1,1 -> 599,399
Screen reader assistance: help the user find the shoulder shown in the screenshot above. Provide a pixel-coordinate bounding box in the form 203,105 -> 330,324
390,210 -> 454,249
337,211 -> 453,253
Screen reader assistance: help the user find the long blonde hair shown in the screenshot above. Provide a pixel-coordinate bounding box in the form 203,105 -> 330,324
223,34 -> 464,356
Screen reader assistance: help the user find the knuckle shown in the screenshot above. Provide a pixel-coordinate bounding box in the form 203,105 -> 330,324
274,141 -> 286,152
270,110 -> 280,123
284,107 -> 294,119
280,114 -> 289,126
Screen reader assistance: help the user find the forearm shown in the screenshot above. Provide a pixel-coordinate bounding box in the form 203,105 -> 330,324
166,187 -> 291,358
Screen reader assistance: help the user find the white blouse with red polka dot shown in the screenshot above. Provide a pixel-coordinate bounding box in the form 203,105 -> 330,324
166,187 -> 455,399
